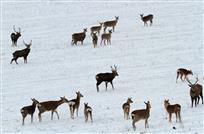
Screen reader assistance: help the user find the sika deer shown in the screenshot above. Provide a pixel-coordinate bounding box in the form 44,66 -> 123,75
90,22 -> 103,35
71,28 -> 87,45
84,103 -> 93,122
164,99 -> 181,123
100,30 -> 112,45
95,65 -> 118,92
11,25 -> 21,46
140,14 -> 153,26
36,97 -> 69,122
131,101 -> 151,131
103,16 -> 119,32
20,98 -> 40,125
122,97 -> 133,120
176,68 -> 193,83
10,40 -> 32,64
68,91 -> 83,119
92,32 -> 98,48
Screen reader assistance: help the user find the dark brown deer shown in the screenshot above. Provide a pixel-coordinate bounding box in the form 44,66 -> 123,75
131,101 -> 151,131
90,22 -> 103,35
84,103 -> 93,122
36,97 -> 69,122
122,97 -> 133,120
92,32 -> 98,48
176,68 -> 193,83
140,14 -> 153,26
20,98 -> 40,125
71,28 -> 87,45
68,91 -> 83,119
164,99 -> 181,123
186,77 -> 203,107
103,16 -> 119,32
11,25 -> 21,46
95,65 -> 118,92
100,30 -> 112,45
10,40 -> 32,64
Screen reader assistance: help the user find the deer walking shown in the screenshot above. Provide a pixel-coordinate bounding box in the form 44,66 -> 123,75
90,23 -> 103,35
71,28 -> 87,45
84,103 -> 93,122
100,30 -> 112,45
11,25 -> 21,46
92,32 -> 98,48
140,14 -> 153,26
103,16 -> 119,32
176,68 -> 193,83
122,97 -> 133,120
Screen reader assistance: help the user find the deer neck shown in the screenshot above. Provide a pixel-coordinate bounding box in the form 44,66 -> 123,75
57,99 -> 64,106
76,96 -> 81,105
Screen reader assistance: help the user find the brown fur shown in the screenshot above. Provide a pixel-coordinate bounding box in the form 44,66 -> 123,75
11,25 -> 21,46
84,103 -> 93,122
90,23 -> 103,35
122,97 -> 133,120
92,32 -> 98,48
176,68 -> 193,83
103,16 -> 119,32
140,14 -> 153,26
100,30 -> 112,45
71,28 -> 87,45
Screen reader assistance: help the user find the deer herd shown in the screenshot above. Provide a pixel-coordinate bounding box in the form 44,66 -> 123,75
9,14 -> 203,131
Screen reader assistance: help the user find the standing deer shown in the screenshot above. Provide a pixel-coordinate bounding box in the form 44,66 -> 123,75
90,22 -> 103,35
84,103 -> 93,122
92,32 -> 98,48
10,40 -> 32,64
36,97 -> 69,122
186,77 -> 203,107
176,68 -> 193,83
100,30 -> 112,45
131,101 -> 151,131
95,65 -> 118,92
122,97 -> 133,120
20,98 -> 40,125
103,16 -> 119,32
140,14 -> 153,26
71,28 -> 87,45
68,91 -> 83,119
11,25 -> 21,46
164,99 -> 181,123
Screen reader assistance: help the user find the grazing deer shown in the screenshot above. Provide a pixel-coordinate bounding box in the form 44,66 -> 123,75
140,14 -> 153,26
92,32 -> 98,48
68,91 -> 83,119
100,30 -> 112,45
122,97 -> 133,120
90,22 -> 103,35
11,25 -> 21,46
20,98 -> 40,125
71,28 -> 87,45
10,40 -> 32,64
84,103 -> 93,122
95,65 -> 118,92
36,97 -> 69,122
186,77 -> 203,107
164,99 -> 181,123
103,16 -> 119,32
176,68 -> 193,83
131,101 -> 151,131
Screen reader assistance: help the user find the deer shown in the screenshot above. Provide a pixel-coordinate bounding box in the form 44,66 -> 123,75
71,28 -> 87,45
11,25 -> 21,46
95,65 -> 119,92
186,77 -> 203,107
122,97 -> 133,120
164,99 -> 181,123
140,14 -> 153,26
68,91 -> 83,119
90,22 -> 103,36
20,98 -> 40,125
36,97 -> 69,122
100,30 -> 112,45
10,40 -> 32,64
84,103 -> 93,122
103,16 -> 119,32
176,68 -> 193,83
92,32 -> 98,48
131,101 -> 151,131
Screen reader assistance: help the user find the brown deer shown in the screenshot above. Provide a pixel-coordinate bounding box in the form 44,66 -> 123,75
71,28 -> 87,45
84,103 -> 93,122
11,25 -> 21,46
100,30 -> 112,45
186,77 -> 203,107
92,32 -> 98,48
68,91 -> 83,119
103,16 -> 119,32
36,97 -> 69,122
90,22 -> 103,35
140,14 -> 153,26
122,97 -> 133,120
20,98 -> 40,125
95,65 -> 118,92
176,68 -> 193,83
164,99 -> 181,123
131,101 -> 151,131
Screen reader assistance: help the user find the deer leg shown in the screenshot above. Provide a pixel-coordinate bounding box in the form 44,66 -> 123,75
55,110 -> 59,119
169,113 -> 172,123
51,110 -> 54,120
90,112 -> 93,122
200,92 -> 203,104
100,39 -> 103,45
191,96 -> 194,107
76,107 -> 78,117
110,81 -> 114,89
96,81 -> 102,92
127,108 -> 130,119
31,114 -> 33,123
105,82 -> 108,91
38,113 -> 42,122
103,27 -> 106,32
195,97 -> 197,107
113,26 -> 115,32
197,96 -> 200,104
22,116 -> 25,125
104,39 -> 106,45
176,73 -> 179,83
132,120 -> 136,131
150,20 -> 153,26
175,112 -> 178,122
178,111 -> 182,122
145,119 -> 148,128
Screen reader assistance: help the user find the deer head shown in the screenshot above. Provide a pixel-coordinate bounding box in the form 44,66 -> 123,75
76,91 -> 83,98
144,101 -> 151,109
13,25 -> 21,37
23,40 -> 32,48
111,65 -> 119,76
83,28 -> 87,33
60,96 -> 69,103
31,98 -> 41,106
140,14 -> 144,18
127,97 -> 133,103
115,16 -> 119,20
186,77 -> 199,88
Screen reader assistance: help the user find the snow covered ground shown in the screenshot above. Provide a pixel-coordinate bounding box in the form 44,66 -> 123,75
1,0 -> 203,133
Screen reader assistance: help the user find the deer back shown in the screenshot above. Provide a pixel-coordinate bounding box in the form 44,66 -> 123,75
96,72 -> 116,82
166,104 -> 181,113
141,14 -> 153,22
38,100 -> 63,112
190,84 -> 202,97
131,109 -> 149,120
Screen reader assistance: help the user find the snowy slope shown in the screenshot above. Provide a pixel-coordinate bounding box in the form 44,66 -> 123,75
1,1 -> 204,133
